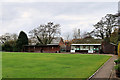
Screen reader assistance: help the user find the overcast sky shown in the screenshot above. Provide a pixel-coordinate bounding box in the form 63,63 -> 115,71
0,1 -> 118,39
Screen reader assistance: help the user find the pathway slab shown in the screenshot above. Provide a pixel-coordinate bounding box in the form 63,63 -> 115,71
90,55 -> 118,80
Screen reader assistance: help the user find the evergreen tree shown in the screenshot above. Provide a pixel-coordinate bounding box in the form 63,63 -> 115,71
16,31 -> 28,51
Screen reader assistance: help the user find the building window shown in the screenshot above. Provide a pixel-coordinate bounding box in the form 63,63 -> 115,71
89,46 -> 90,50
83,46 -> 86,48
75,46 -> 80,50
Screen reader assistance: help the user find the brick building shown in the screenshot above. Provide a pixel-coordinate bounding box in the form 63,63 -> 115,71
24,37 -> 66,53
101,42 -> 117,54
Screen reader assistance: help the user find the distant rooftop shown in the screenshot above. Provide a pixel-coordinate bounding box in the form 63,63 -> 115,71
71,44 -> 101,46
71,38 -> 103,44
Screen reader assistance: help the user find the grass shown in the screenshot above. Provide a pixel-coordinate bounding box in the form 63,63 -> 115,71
2,52 -> 111,78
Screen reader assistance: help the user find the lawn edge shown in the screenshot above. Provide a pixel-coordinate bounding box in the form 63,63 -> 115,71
87,55 -> 113,80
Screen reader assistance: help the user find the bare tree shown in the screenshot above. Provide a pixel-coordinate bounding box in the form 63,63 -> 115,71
93,20 -> 105,39
12,33 -> 18,41
104,14 -> 117,37
65,32 -> 71,40
73,28 -> 81,39
78,29 -> 81,39
81,31 -> 92,39
73,28 -> 77,39
90,14 -> 117,39
0,33 -> 18,43
29,22 -> 61,44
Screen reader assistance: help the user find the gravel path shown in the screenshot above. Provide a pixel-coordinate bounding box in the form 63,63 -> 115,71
90,55 -> 118,80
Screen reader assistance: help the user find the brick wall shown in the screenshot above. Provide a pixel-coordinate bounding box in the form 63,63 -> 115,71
24,45 -> 60,53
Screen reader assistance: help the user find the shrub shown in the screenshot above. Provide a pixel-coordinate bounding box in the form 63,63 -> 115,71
2,43 -> 13,52
115,64 -> 120,72
114,58 -> 120,64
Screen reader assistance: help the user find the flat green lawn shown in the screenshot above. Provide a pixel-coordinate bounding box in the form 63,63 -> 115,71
2,52 -> 111,78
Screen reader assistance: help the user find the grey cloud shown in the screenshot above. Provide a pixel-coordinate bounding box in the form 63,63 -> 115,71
1,2 -> 118,39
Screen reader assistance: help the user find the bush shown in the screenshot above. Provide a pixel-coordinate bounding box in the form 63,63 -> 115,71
2,40 -> 17,52
115,64 -> 120,77
2,42 -> 13,52
115,64 -> 120,72
114,58 -> 120,64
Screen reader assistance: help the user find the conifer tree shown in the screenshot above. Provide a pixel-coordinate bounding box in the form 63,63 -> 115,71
16,31 -> 28,51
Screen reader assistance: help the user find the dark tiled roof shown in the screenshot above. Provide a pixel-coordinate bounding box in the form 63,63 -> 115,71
24,44 -> 59,47
71,38 -> 103,44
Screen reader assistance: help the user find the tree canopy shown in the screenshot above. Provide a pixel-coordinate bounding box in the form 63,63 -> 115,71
16,31 -> 28,51
0,33 -> 18,44
90,14 -> 118,39
29,22 -> 61,45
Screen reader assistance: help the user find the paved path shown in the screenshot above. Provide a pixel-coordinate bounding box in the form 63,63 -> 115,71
90,55 -> 118,80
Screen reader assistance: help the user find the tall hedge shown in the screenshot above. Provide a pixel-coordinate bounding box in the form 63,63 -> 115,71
16,31 -> 28,51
